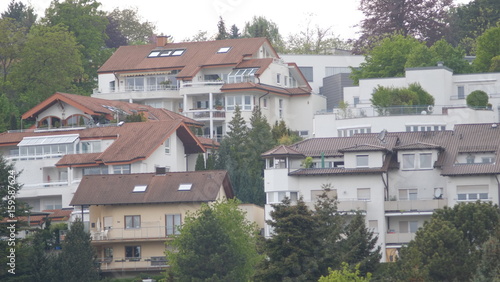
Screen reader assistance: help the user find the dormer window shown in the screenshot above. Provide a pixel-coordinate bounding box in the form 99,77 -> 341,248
217,47 -> 231,53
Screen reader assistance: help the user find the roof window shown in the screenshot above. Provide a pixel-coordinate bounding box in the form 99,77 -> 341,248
217,47 -> 231,53
133,185 -> 148,192
18,134 -> 79,146
178,183 -> 192,191
147,49 -> 185,58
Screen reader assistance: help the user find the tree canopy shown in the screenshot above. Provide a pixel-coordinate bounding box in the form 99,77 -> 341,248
243,16 -> 285,52
466,90 -> 489,107
107,7 -> 156,45
370,83 -> 435,115
473,25 -> 500,73
166,199 -> 261,281
354,0 -> 453,54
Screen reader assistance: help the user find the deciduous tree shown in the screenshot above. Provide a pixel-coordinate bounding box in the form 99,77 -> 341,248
107,7 -> 156,45
243,16 -> 285,52
473,25 -> 500,73
166,199 -> 261,281
354,0 -> 453,54
0,18 -> 25,82
466,90 -> 489,107
1,0 -> 37,32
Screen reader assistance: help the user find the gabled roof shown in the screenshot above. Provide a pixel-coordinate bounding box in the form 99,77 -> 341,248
98,38 -> 275,80
261,145 -> 304,157
339,144 -> 390,153
21,92 -> 201,126
55,121 -> 204,167
394,142 -> 443,151
70,170 -> 234,206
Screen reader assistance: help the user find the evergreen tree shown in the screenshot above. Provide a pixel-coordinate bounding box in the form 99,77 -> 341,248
339,212 -> 381,276
215,16 -> 228,40
473,226 -> 500,282
195,153 -> 206,171
206,153 -> 215,170
229,24 -> 240,39
59,219 -> 99,282
255,198 -> 320,281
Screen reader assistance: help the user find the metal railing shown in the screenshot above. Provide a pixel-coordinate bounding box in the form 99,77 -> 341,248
98,256 -> 168,271
91,225 -> 172,241
384,198 -> 447,212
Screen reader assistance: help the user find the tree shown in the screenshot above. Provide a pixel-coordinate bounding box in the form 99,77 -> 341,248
107,7 -> 156,45
319,263 -> 372,282
0,94 -> 19,132
229,24 -> 240,39
394,218 -> 472,281
11,24 -> 83,112
243,16 -> 285,52
447,0 -> 500,54
353,0 -> 453,54
339,212 -> 381,276
104,15 -> 127,48
0,18 -> 25,82
166,199 -> 261,281
473,226 -> 500,282
370,83 -> 434,115
184,30 -> 211,42
1,0 -> 37,32
271,120 -> 302,145
59,219 -> 99,282
467,90 -> 489,107
44,0 -> 110,93
474,25 -> 500,73
285,17 -> 351,54
255,198 -> 320,281
215,16 -> 228,40
350,34 -> 423,84
195,153 -> 206,171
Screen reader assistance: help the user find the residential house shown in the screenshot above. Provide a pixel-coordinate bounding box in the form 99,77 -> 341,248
0,92 -> 206,211
70,170 -> 255,276
262,123 -> 500,262
314,65 -> 500,137
94,37 -> 326,139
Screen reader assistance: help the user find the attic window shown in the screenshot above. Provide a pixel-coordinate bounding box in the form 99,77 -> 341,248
178,183 -> 192,191
133,185 -> 148,192
147,49 -> 185,57
217,47 -> 231,53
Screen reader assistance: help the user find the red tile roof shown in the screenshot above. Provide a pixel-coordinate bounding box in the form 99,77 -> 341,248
70,170 -> 234,206
98,38 -> 275,80
221,82 -> 311,96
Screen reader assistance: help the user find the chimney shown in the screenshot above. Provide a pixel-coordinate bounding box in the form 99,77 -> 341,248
156,35 -> 168,47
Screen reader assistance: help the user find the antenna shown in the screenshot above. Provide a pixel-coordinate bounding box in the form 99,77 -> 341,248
377,129 -> 387,142
434,188 -> 443,199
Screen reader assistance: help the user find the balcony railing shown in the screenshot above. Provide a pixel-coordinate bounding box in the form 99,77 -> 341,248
385,198 -> 446,212
185,109 -> 226,120
385,232 -> 416,244
91,226 -> 171,241
98,256 -> 167,271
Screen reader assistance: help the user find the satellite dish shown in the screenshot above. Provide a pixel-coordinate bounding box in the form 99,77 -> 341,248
434,188 -> 443,199
377,129 -> 387,142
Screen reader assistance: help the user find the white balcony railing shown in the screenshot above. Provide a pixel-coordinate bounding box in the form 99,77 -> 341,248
385,232 -> 416,244
98,256 -> 167,271
91,226 -> 170,241
384,199 -> 447,212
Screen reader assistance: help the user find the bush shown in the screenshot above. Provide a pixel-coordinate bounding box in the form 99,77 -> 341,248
466,90 -> 489,108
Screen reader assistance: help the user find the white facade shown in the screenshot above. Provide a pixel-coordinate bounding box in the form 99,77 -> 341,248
314,66 -> 500,137
280,54 -> 365,94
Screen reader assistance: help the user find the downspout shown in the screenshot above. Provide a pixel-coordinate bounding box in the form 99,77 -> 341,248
495,175 -> 500,204
258,91 -> 270,109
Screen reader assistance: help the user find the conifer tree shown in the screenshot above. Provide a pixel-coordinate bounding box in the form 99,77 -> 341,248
195,153 -> 205,171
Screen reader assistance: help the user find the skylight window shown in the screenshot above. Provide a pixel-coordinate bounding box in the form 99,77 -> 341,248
18,134 -> 79,146
133,185 -> 148,192
178,183 -> 192,191
159,50 -> 172,56
147,49 -> 185,58
171,49 -> 185,56
217,47 -> 231,53
148,51 -> 161,57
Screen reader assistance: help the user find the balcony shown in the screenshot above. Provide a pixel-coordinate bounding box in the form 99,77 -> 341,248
385,198 -> 446,214
90,225 -> 170,242
385,232 -> 416,244
337,200 -> 368,212
92,85 -> 180,101
184,109 -> 226,121
180,81 -> 224,95
98,256 -> 167,272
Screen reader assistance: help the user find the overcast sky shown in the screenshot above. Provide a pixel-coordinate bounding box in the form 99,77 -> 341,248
3,0 -> 472,42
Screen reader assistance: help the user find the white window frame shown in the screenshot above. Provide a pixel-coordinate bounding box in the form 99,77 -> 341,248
166,214 -> 181,235
356,155 -> 369,167
164,138 -> 170,154
226,95 -> 252,111
402,153 -> 433,170
267,191 -> 299,204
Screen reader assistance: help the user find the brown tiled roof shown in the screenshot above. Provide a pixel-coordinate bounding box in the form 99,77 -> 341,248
1,209 -> 72,226
394,142 -> 443,151
70,170 -> 234,206
221,82 -> 311,96
261,145 -> 304,157
339,144 -> 390,152
196,136 -> 220,149
98,38 -> 275,80
21,92 -> 201,126
54,121 -> 204,166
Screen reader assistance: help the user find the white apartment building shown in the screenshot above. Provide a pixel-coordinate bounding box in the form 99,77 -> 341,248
0,92 -> 208,211
93,37 -> 326,140
262,123 -> 500,262
314,66 -> 500,137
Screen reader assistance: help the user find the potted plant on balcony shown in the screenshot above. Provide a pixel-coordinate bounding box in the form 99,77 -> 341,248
160,79 -> 171,89
215,99 -> 223,110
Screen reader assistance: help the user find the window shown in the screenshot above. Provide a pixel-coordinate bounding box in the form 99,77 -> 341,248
299,66 -> 313,82
353,97 -> 360,106
466,154 -> 475,164
402,154 -> 415,169
126,77 -> 144,91
419,153 -> 432,168
178,183 -> 192,191
83,166 -> 109,175
217,47 -> 231,53
166,214 -> 181,235
113,164 -> 130,174
279,99 -> 283,119
457,185 -> 489,201
227,68 -> 258,83
125,246 -> 141,259
171,49 -> 185,56
104,247 -> 113,259
267,191 -> 299,204
356,155 -> 369,167
399,221 -> 418,233
125,215 -> 140,229
276,73 -> 281,84
325,66 -> 352,76
482,157 -> 495,163
263,98 -> 267,108
405,125 -> 446,132
357,188 -> 371,200
151,256 -> 168,266
104,216 -> 113,230
457,86 -> 465,99
402,153 -> 433,170
338,127 -> 371,137
133,185 -> 147,192
226,95 -> 252,111
399,189 -> 418,200
164,138 -> 170,154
